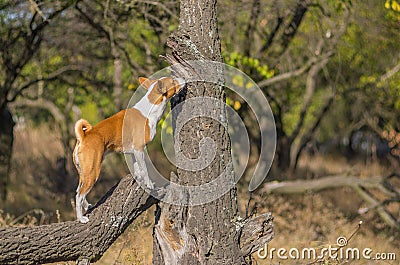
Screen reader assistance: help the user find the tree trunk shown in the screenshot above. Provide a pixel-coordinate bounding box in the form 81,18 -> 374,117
153,0 -> 268,264
276,135 -> 291,171
0,106 -> 15,201
0,2 -> 274,263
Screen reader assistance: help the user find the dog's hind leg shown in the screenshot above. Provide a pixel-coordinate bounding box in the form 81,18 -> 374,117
75,184 -> 90,223
82,198 -> 92,211
75,175 -> 97,223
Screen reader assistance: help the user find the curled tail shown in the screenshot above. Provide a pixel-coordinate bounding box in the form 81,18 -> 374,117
74,119 -> 92,141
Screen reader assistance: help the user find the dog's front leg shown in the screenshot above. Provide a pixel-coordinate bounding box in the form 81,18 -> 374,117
133,149 -> 154,189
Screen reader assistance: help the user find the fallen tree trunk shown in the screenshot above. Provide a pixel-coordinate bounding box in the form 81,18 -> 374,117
0,172 -> 274,264
264,174 -> 400,229
0,175 -> 157,265
264,175 -> 386,194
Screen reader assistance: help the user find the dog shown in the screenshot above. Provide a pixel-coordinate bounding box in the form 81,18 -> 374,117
72,76 -> 185,223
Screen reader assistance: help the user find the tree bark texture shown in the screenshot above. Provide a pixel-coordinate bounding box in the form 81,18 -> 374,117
0,175 -> 157,265
152,0 -> 271,264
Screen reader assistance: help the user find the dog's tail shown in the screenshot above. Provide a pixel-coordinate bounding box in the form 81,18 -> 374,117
74,119 -> 92,141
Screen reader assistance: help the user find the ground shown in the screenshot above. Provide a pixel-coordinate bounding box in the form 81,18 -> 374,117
0,125 -> 399,264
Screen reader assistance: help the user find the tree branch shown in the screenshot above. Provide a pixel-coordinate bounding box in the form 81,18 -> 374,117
290,55 -> 330,142
140,1 -> 179,20
292,91 -> 334,168
380,63 -> 400,82
8,65 -> 82,103
257,55 -> 318,89
75,1 -> 147,75
0,175 -> 158,265
10,98 -> 65,123
264,175 -> 400,229
244,0 -> 260,57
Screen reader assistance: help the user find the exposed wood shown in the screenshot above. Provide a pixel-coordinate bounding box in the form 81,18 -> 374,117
239,212 -> 274,256
0,175 -> 157,265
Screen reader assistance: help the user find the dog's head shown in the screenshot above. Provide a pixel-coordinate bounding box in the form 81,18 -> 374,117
138,77 -> 185,105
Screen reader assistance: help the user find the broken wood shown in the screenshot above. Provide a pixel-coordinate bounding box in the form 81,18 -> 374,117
239,212 -> 274,256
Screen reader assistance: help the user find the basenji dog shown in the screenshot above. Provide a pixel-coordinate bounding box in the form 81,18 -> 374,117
73,76 -> 185,223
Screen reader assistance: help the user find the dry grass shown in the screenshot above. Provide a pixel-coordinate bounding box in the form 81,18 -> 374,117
251,193 -> 399,264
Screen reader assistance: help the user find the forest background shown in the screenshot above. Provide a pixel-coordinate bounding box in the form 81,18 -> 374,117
0,0 -> 399,264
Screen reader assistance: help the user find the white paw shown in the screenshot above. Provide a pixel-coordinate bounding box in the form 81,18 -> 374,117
78,216 -> 89,224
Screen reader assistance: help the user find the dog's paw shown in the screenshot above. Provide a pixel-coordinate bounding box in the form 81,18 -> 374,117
78,216 -> 90,224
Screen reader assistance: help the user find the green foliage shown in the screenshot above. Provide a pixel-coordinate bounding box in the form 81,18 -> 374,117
385,0 -> 400,12
223,51 -> 274,111
223,51 -> 274,80
80,102 -> 101,124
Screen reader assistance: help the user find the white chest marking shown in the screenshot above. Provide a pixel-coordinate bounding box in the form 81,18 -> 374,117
133,83 -> 168,142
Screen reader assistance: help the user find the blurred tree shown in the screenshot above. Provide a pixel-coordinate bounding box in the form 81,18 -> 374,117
0,0 -> 76,200
320,1 -> 400,163
218,0 -> 400,175
7,0 -> 179,182
219,0 -> 351,173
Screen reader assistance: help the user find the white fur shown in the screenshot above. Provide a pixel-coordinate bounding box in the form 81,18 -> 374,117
75,77 -> 183,223
133,79 -> 168,143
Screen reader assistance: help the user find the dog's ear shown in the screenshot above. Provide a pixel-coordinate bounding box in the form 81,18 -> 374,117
138,77 -> 152,90
156,80 -> 165,94
138,77 -> 147,84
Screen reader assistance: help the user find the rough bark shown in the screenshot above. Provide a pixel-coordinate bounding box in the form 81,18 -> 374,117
0,175 -> 157,265
153,0 -> 273,264
239,212 -> 274,256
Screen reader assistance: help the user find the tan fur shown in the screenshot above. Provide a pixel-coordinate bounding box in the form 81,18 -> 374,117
73,109 -> 150,195
147,81 -> 164,105
140,78 -> 183,105
74,119 -> 92,141
72,76 -> 184,223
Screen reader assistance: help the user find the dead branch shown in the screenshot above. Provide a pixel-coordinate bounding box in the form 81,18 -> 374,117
257,56 -> 317,89
0,175 -> 157,265
0,171 -> 275,264
10,98 -> 65,123
380,63 -> 400,82
264,175 -> 400,229
8,65 -> 82,103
